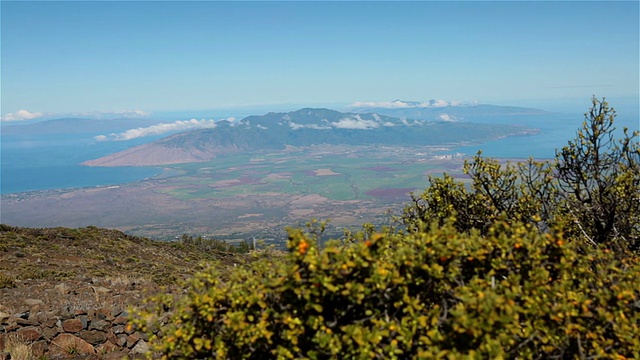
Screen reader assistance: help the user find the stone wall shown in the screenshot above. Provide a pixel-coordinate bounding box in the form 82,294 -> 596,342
0,306 -> 150,359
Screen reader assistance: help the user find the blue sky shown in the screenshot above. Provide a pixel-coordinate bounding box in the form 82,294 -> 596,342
1,1 -> 638,119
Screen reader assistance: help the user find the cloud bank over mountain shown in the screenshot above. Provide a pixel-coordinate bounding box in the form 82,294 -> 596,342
331,115 -> 381,130
83,107 -> 540,167
1,109 -> 44,122
95,119 -> 218,141
1,108 -> 152,122
350,99 -> 468,109
77,109 -> 151,119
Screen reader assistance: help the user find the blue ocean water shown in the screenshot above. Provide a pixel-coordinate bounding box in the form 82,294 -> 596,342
451,111 -> 639,159
0,112 -> 240,195
1,135 -> 161,194
1,165 -> 159,194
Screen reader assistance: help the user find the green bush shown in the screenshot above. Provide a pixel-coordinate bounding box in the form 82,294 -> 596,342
179,234 -> 253,254
138,221 -> 640,359
404,97 -> 639,251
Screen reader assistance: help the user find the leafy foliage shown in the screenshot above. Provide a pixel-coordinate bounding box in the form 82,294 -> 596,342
402,158 -> 558,237
139,222 -> 640,359
404,97 -> 639,251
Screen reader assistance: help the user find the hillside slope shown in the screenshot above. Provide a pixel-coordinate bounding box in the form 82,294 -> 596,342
0,224 -> 255,358
0,225 -> 249,312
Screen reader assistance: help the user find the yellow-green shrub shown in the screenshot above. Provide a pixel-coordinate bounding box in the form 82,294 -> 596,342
138,221 -> 640,359
403,97 -> 640,251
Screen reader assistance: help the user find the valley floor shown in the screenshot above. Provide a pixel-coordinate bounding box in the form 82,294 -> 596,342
1,146 -> 478,245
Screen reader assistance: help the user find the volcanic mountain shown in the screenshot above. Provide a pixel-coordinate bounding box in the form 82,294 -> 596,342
82,108 -> 538,167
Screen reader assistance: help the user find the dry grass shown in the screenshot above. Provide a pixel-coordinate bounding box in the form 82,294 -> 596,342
4,333 -> 34,360
0,224 -> 251,315
0,271 -> 16,289
105,274 -> 150,287
59,292 -> 130,311
0,225 -> 246,285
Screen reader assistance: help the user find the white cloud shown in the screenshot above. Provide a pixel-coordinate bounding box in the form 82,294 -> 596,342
112,109 -> 151,118
287,114 -> 386,131
400,118 -> 423,126
94,118 -> 217,141
73,109 -> 151,119
1,108 -> 153,122
256,125 -> 268,130
350,99 -> 468,109
289,122 -> 304,130
350,100 -> 414,109
289,122 -> 331,130
228,117 -> 249,127
382,122 -> 396,127
1,109 -> 44,122
430,99 -> 449,108
331,115 -> 380,130
438,113 -> 457,122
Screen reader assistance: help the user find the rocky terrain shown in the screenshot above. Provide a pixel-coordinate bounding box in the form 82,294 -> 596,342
0,225 -> 249,359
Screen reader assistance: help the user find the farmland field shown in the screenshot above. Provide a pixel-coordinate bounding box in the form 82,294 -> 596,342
1,145 -> 474,246
155,145 -> 465,202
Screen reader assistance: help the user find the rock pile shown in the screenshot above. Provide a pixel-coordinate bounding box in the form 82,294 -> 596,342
0,225 -> 249,359
0,304 -> 152,359
0,276 -> 164,360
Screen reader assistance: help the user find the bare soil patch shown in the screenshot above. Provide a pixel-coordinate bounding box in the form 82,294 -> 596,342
304,169 -> 340,176
365,188 -> 417,201
210,176 -> 263,188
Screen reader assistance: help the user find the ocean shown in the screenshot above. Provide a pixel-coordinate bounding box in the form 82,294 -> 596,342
452,111 -> 639,159
1,134 -> 161,194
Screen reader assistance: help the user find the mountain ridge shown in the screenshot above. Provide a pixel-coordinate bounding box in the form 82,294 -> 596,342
82,107 -> 539,167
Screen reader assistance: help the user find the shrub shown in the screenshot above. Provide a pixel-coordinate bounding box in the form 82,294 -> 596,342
179,234 -> 253,254
556,98 -> 640,247
138,221 -> 640,359
403,97 -> 640,251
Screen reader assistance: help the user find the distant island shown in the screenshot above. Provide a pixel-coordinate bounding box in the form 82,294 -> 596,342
83,107 -> 538,167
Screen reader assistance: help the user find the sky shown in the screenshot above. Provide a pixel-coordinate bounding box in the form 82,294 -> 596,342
1,1 -> 639,120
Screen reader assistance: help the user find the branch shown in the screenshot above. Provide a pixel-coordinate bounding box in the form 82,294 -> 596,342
567,207 -> 598,246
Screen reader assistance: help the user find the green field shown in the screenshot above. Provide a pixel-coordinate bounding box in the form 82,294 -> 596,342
153,146 -> 467,202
